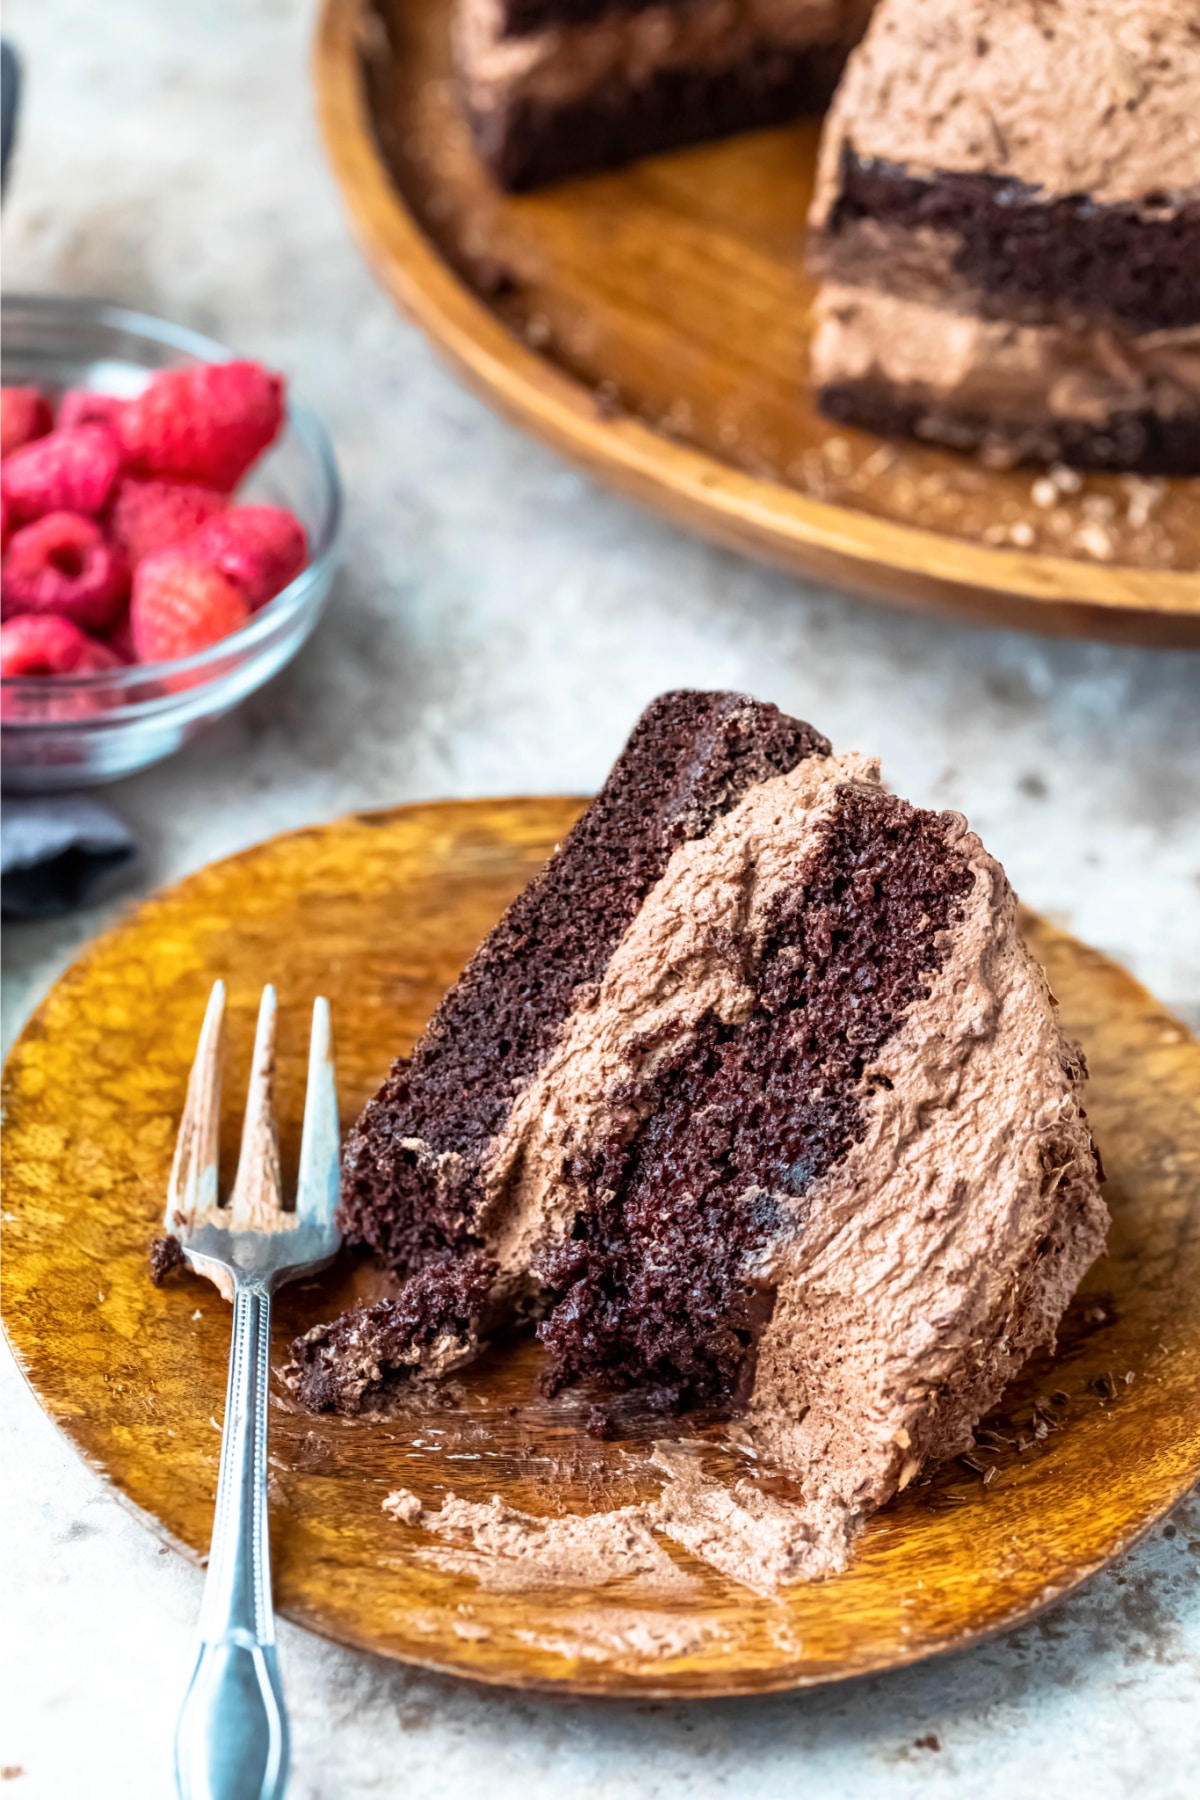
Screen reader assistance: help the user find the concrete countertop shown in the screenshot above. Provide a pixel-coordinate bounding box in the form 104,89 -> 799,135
2,3 -> 1198,1795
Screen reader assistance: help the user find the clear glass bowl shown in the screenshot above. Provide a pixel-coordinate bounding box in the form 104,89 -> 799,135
1,295 -> 342,791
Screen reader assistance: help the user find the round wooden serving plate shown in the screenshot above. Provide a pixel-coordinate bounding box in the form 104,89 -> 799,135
4,798 -> 1200,1697
312,0 -> 1200,645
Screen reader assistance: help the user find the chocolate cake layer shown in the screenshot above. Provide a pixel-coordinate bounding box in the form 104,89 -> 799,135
535,783 -> 975,1406
819,383 -> 1200,476
499,0 -> 668,37
471,40 -> 846,190
820,152 -> 1200,335
339,692 -> 828,1276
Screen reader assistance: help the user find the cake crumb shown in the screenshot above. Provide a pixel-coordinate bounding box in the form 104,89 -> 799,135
1120,476 -> 1165,530
149,1234 -> 185,1286
584,1405 -> 615,1440
1074,521 -> 1115,560
383,1488 -> 424,1525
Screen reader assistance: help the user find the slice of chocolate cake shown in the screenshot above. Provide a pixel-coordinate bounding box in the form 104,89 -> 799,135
457,0 -> 876,191
807,0 -> 1200,471
289,691 -> 1107,1570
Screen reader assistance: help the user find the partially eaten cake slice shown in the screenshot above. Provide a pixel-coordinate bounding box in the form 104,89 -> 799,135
807,0 -> 1200,472
288,689 -> 1107,1563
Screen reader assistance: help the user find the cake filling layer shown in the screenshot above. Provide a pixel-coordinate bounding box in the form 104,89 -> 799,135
812,282 -> 1200,471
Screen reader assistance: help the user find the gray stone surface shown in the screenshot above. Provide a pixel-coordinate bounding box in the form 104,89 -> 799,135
2,2 -> 1198,1795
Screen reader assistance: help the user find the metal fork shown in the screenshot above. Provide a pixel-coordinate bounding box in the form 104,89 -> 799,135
168,981 -> 342,1800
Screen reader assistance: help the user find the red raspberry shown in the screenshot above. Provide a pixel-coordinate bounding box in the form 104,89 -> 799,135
190,505 -> 307,609
57,389 -> 129,434
131,545 -> 249,662
1,386 -> 54,461
1,425 -> 124,525
1,512 -> 130,633
108,476 -> 228,566
0,613 -> 122,677
1,494 -> 11,557
108,611 -> 137,664
117,361 -> 285,491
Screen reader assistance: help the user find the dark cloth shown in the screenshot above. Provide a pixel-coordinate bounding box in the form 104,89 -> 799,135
1,794 -> 137,918
1,40 -> 19,192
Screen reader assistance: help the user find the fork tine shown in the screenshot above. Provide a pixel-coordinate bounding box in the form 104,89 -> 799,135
226,985 -> 284,1231
167,980 -> 225,1231
296,996 -> 340,1229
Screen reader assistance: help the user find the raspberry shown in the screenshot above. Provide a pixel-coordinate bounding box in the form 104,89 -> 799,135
118,361 -> 285,491
1,494 -> 11,557
1,387 -> 54,461
190,505 -> 307,609
57,389 -> 129,434
108,611 -> 137,664
1,425 -> 124,524
108,476 -> 228,566
131,545 -> 249,662
1,512 -> 130,634
0,613 -> 122,677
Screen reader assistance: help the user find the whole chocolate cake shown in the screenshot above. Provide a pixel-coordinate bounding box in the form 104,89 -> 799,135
288,691 -> 1108,1559
807,0 -> 1200,471
452,0 -> 1198,475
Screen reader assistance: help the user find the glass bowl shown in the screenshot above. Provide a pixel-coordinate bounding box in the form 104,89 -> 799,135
1,295 -> 342,791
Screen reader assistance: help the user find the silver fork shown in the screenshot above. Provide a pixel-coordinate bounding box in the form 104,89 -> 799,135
167,981 -> 342,1800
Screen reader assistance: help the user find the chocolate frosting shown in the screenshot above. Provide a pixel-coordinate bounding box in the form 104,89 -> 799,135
812,0 -> 1200,220
812,281 -> 1200,425
750,819 -> 1107,1553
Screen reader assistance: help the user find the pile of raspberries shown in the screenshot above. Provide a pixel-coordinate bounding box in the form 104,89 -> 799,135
1,360 -> 308,686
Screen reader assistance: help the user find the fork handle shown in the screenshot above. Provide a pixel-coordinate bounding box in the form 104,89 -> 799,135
175,1283 -> 289,1800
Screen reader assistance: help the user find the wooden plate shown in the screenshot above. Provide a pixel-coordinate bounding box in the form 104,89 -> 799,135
312,0 -> 1200,644
4,798 -> 1200,1696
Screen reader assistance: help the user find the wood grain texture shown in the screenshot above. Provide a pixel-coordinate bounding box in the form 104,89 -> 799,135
311,0 -> 1200,645
4,797 -> 1200,1696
